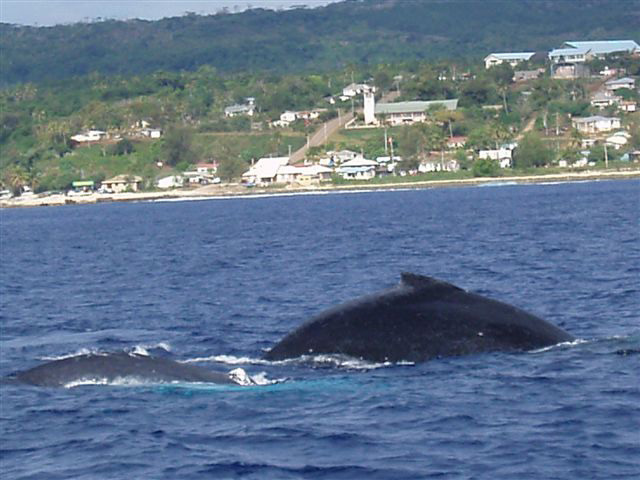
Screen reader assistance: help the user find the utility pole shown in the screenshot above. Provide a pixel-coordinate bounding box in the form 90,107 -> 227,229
604,141 -> 609,168
384,127 -> 388,154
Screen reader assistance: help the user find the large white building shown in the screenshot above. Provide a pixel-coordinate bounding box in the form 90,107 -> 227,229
373,99 -> 459,126
484,52 -> 535,69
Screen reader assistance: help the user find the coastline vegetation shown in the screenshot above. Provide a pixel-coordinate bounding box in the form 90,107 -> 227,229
1,2 -> 639,196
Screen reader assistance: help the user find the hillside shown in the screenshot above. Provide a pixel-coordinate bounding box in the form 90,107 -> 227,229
2,0 -> 639,85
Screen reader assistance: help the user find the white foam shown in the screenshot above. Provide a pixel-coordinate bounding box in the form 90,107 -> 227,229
129,342 -> 172,356
63,376 -> 150,388
186,353 -> 413,371
41,348 -> 106,361
529,338 -> 589,354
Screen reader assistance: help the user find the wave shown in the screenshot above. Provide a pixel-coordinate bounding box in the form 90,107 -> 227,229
529,338 -> 590,354
40,343 -> 172,361
184,353 -> 414,371
128,342 -> 172,356
40,348 -> 106,361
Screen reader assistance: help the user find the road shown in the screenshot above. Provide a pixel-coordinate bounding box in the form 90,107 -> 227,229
289,90 -> 400,165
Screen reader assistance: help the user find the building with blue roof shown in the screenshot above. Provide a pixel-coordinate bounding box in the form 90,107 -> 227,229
563,40 -> 639,56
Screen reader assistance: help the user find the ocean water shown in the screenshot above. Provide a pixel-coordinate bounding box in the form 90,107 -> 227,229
1,179 -> 638,479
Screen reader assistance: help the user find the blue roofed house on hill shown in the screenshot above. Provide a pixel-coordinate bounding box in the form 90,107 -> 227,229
549,40 -> 640,78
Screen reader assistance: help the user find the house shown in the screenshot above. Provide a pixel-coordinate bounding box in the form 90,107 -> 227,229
446,136 -> 467,149
275,164 -> 333,184
479,148 -> 513,168
590,91 -> 620,109
156,175 -> 184,189
319,150 -> 359,167
224,98 -> 256,117
182,163 -> 218,184
70,130 -> 106,143
605,77 -> 636,92
619,100 -> 637,112
342,83 -> 374,97
561,40 -> 640,57
101,175 -> 143,193
599,66 -> 623,77
484,52 -> 535,69
242,157 -> 289,185
548,47 -> 591,78
572,116 -> 621,134
336,157 -> 378,180
606,133 -> 629,150
141,128 -> 162,139
224,104 -> 255,117
418,157 -> 459,173
375,156 -> 402,173
513,69 -> 545,82
374,99 -> 459,126
549,40 -> 640,78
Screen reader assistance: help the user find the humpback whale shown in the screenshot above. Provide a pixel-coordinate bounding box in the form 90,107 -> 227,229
265,273 -> 574,363
6,352 -> 252,387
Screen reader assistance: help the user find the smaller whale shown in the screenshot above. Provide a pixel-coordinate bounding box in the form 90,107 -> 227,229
265,273 -> 574,363
5,352 -> 252,387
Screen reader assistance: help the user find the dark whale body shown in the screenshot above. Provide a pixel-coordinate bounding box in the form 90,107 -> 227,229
6,352 -> 238,387
265,273 -> 574,363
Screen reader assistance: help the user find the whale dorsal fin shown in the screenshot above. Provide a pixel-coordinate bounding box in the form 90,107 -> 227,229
400,273 -> 463,293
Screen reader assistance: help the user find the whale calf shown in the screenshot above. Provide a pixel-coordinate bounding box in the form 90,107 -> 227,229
6,352 -> 250,387
265,273 -> 574,363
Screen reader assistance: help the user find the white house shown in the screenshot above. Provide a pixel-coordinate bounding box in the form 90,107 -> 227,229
275,164 -> 333,184
606,134 -> 629,150
374,99 -> 459,126
484,52 -> 535,69
342,83 -> 374,97
224,104 -> 255,117
70,130 -> 106,143
336,157 -> 378,180
572,116 -> 621,134
590,91 -> 620,109
141,128 -> 162,138
319,150 -> 359,167
101,175 -> 143,193
157,175 -> 184,189
479,148 -> 513,168
242,157 -> 289,185
418,158 -> 460,173
605,77 -> 636,92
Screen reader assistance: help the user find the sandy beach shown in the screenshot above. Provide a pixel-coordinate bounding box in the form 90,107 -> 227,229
2,168 -> 639,209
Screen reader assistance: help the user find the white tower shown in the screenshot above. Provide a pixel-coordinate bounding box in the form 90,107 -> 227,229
363,90 -> 376,125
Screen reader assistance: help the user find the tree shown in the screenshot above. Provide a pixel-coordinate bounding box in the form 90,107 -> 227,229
217,157 -> 247,181
434,109 -> 464,138
472,157 -> 499,177
513,132 -> 553,169
162,126 -> 196,166
488,63 -> 514,112
110,138 -> 135,156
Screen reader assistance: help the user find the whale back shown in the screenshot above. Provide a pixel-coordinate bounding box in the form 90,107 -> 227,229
264,273 -> 574,363
8,352 -> 237,387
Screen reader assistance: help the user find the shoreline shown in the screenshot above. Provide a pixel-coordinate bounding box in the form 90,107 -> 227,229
2,168 -> 639,209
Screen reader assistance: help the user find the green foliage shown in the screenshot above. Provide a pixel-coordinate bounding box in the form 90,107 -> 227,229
217,157 -> 248,181
109,138 -> 135,156
513,132 -> 554,169
472,157 -> 500,177
1,0 -> 637,86
163,127 -> 196,166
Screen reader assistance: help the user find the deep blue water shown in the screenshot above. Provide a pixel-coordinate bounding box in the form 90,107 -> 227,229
1,180 -> 639,479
